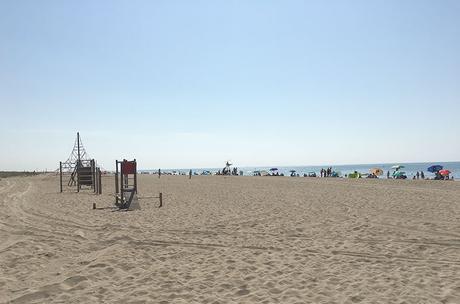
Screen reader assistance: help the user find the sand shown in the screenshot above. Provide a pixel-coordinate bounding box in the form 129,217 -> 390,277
1,174 -> 459,303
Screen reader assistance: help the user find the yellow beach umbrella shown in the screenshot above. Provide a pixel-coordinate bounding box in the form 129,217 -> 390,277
370,168 -> 383,176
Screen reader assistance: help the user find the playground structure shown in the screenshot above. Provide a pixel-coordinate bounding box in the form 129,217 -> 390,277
113,159 -> 163,210
59,159 -> 102,194
59,132 -> 102,194
115,159 -> 138,209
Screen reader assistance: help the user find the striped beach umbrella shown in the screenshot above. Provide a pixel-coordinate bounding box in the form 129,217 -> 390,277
370,168 -> 383,176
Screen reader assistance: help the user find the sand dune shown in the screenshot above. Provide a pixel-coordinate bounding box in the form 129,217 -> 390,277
1,174 -> 459,303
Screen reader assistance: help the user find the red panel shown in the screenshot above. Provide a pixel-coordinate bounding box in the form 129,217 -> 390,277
121,161 -> 136,175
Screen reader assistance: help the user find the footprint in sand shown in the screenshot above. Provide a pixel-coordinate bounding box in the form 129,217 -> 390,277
61,275 -> 88,288
235,286 -> 251,296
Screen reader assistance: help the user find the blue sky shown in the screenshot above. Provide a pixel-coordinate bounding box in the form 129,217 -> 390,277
0,0 -> 459,170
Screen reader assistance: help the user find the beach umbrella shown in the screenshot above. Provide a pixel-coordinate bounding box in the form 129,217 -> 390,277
270,168 -> 278,171
370,168 -> 383,176
290,170 -> 296,173
427,165 -> 443,173
439,169 -> 451,176
391,165 -> 405,170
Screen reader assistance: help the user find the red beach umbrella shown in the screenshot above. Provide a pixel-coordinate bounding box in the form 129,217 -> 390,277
439,169 -> 451,176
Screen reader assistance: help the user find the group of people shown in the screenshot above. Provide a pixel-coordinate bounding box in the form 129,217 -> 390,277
217,167 -> 239,176
414,171 -> 425,179
159,167 -> 454,180
385,170 -> 427,179
320,167 -> 334,177
270,172 -> 284,176
433,171 -> 452,180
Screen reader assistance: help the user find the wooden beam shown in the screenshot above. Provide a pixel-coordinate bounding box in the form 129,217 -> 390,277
59,162 -> 63,193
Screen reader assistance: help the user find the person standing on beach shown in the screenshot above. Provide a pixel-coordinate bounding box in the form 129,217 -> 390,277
158,169 -> 161,179
421,171 -> 425,179
416,171 -> 420,179
189,169 -> 192,179
387,171 -> 390,179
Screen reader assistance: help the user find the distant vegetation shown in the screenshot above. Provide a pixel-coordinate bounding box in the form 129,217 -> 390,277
0,171 -> 40,178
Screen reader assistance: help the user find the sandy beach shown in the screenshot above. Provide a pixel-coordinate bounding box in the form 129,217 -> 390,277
1,174 -> 459,303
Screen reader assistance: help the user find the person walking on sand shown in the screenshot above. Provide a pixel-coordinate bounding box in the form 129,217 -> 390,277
189,169 -> 192,179
158,168 -> 161,179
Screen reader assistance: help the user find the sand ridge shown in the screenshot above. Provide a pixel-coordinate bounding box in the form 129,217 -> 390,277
1,175 -> 460,303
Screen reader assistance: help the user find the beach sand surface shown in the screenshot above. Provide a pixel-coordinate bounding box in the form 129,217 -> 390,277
1,174 -> 459,303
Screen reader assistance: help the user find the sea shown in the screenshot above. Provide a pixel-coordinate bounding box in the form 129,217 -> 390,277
142,161 -> 460,179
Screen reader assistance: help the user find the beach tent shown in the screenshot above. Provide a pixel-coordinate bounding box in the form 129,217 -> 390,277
348,172 -> 361,178
393,171 -> 407,178
331,171 -> 340,177
260,170 -> 269,176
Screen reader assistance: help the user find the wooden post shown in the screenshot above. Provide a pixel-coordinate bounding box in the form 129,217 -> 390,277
159,192 -> 163,208
95,167 -> 99,194
59,162 -> 63,193
134,159 -> 137,194
120,161 -> 124,206
93,162 -> 96,193
77,166 -> 80,193
91,159 -> 96,192
115,160 -> 119,205
98,168 -> 102,194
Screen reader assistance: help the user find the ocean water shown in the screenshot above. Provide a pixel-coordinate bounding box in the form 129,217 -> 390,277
144,161 -> 460,179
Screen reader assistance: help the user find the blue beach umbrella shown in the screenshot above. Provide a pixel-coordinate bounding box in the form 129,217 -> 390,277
270,168 -> 278,171
427,165 -> 443,173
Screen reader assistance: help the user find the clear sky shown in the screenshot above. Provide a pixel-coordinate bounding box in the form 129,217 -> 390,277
0,0 -> 459,171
